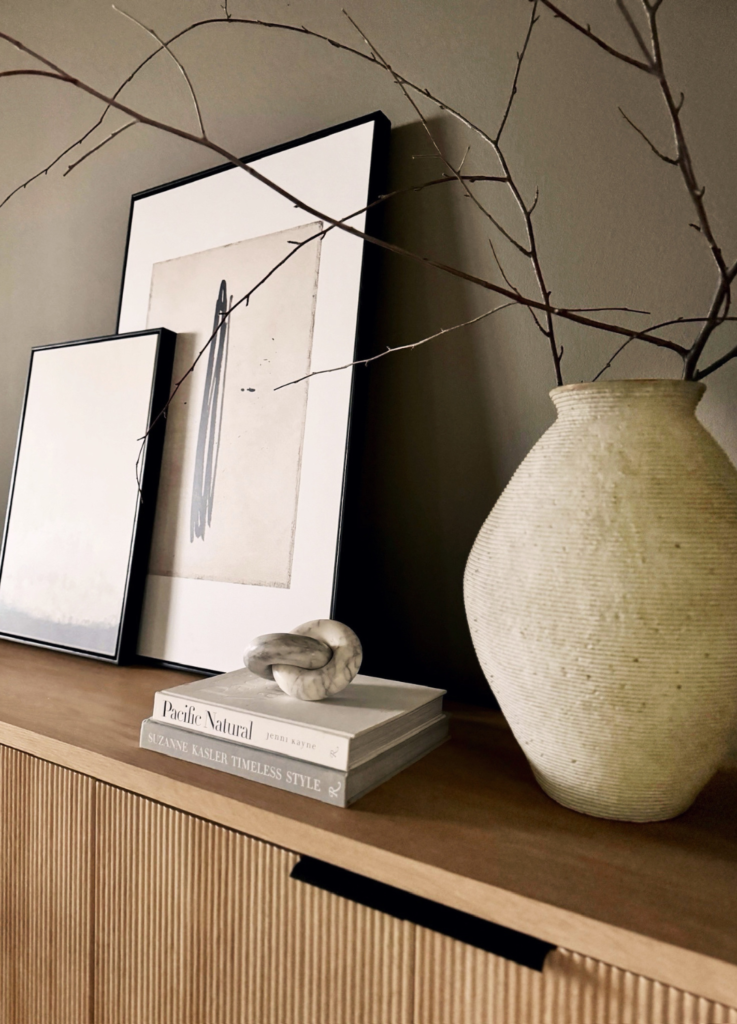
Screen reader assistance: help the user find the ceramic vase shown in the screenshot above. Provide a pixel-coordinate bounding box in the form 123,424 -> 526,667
464,380 -> 737,821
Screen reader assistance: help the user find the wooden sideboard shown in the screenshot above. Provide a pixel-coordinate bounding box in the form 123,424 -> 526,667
1,640 -> 737,1024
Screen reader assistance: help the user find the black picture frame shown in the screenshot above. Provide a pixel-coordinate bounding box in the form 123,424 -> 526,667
0,328 -> 176,664
116,112 -> 390,674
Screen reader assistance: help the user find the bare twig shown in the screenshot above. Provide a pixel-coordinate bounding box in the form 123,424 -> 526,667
343,11 -> 514,243
694,339 -> 737,380
594,314 -> 737,380
618,107 -> 677,164
489,236 -> 546,337
0,22 -> 202,210
64,120 -> 137,175
347,6 -> 557,382
0,49 -> 691,355
274,303 -> 518,390
5,13 -> 731,380
592,335 -> 635,380
496,3 -> 539,143
381,173 -> 508,197
488,237 -> 523,298
491,1 -> 563,385
536,0 -> 652,72
645,3 -> 731,376
535,0 -> 735,380
112,4 -> 206,138
614,0 -> 652,64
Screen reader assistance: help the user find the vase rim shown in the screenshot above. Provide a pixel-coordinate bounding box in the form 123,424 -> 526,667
550,378 -> 706,397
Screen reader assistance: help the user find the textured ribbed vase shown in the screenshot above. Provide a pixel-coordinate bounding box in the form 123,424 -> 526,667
464,380 -> 737,822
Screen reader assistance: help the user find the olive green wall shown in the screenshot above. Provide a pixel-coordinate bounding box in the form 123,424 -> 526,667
1,0 -> 735,701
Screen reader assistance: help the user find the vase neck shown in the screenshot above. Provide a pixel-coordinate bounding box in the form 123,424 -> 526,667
550,380 -> 705,418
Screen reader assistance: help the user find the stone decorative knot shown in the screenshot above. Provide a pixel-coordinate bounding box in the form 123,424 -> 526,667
243,619 -> 362,701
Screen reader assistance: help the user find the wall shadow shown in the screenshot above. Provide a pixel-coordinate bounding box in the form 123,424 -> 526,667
335,118 -> 506,708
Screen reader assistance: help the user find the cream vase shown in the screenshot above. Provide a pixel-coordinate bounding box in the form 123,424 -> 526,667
464,380 -> 737,822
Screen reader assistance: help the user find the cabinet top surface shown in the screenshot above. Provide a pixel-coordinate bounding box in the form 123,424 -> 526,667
1,639 -> 736,987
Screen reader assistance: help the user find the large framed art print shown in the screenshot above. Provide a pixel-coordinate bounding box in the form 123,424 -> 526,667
0,329 -> 176,663
117,112 -> 389,672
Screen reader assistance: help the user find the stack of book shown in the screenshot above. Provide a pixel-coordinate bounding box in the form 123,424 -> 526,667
140,668 -> 448,806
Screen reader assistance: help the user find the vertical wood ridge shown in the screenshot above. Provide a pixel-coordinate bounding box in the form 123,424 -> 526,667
0,744 -> 93,1024
413,931 -> 737,1023
3,746 -> 734,1023
93,782 -> 414,1023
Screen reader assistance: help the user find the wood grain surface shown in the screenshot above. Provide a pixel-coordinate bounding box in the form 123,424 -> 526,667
93,784 -> 414,1024
0,640 -> 736,1006
0,746 -> 94,1024
414,929 -> 737,1024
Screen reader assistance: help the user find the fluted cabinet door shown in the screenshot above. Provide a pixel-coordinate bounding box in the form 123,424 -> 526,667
0,745 -> 94,1024
93,782 -> 415,1024
413,928 -> 737,1024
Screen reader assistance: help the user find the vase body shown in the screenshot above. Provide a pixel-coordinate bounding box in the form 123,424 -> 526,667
464,380 -> 737,821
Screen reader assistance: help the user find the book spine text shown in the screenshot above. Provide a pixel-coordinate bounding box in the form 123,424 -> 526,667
140,719 -> 349,805
151,691 -> 350,770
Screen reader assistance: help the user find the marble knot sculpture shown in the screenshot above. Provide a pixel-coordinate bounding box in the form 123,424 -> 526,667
243,619 -> 363,701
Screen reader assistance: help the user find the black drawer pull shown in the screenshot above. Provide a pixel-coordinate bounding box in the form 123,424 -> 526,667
290,857 -> 554,972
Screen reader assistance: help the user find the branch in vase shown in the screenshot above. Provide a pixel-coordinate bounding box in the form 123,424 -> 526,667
694,341 -> 737,381
112,4 -> 207,139
593,314 -> 737,381
535,0 -> 653,73
64,121 -> 138,175
618,107 -> 677,165
343,12 -> 505,239
535,0 -> 735,379
496,3 -> 540,143
614,0 -> 653,64
274,303 -> 518,390
0,16 -> 718,365
0,60 -> 689,352
491,2 -> 563,384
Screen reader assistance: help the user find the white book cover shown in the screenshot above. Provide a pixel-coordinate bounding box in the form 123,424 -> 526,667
151,670 -> 445,770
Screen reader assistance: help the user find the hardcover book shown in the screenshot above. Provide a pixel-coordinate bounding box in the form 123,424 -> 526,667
150,670 -> 446,771
140,715 -> 449,806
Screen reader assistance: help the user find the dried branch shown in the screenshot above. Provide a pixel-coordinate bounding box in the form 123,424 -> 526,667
63,120 -> 137,175
618,107 -> 677,164
112,5 -> 206,138
8,11 -> 735,383
535,0 -> 652,73
347,5 -> 559,381
641,3 -> 732,377
594,314 -> 737,381
0,28 -> 692,356
496,3 -> 539,143
380,173 -> 508,198
614,0 -> 652,64
592,335 -> 635,381
0,14 -> 215,211
694,341 -> 737,380
489,235 -> 547,337
535,0 -> 736,379
274,303 -> 517,390
488,237 -> 522,298
343,12 -> 514,244
489,1 -> 563,385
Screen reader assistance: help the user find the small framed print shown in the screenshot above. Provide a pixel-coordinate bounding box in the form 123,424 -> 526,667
117,112 -> 389,673
0,329 -> 176,663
